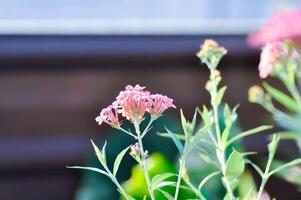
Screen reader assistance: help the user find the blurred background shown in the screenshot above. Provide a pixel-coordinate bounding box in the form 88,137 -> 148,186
0,0 -> 301,199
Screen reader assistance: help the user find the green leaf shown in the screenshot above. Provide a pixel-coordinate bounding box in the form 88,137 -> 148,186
223,194 -> 231,200
227,125 -> 273,147
263,82 -> 299,112
273,131 -> 298,141
102,140 -> 107,161
154,181 -> 176,190
268,134 -> 280,159
91,139 -> 106,166
245,159 -> 263,177
151,173 -> 177,190
158,189 -> 173,200
180,109 -> 197,137
269,158 -> 301,176
216,86 -> 227,105
157,132 -> 186,140
67,166 -> 109,177
113,146 -> 131,176
165,127 -> 184,154
198,171 -> 220,191
180,109 -> 188,135
225,149 -> 245,181
270,159 -> 301,185
198,106 -> 212,127
242,188 -> 256,200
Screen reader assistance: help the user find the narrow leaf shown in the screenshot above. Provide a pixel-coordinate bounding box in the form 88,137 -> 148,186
263,82 -> 299,112
198,171 -> 220,190
91,139 -> 106,166
151,173 -> 177,190
269,158 -> 301,176
113,146 -> 131,176
245,159 -> 264,177
67,166 -> 109,177
158,189 -> 173,200
157,132 -> 186,140
165,127 -> 184,154
216,86 -> 227,105
154,181 -> 176,190
227,125 -> 273,146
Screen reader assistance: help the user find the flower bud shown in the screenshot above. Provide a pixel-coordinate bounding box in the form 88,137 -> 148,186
248,85 -> 264,103
196,39 -> 227,69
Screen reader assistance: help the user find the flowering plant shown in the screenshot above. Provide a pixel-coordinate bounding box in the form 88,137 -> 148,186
68,40 -> 301,200
248,40 -> 301,187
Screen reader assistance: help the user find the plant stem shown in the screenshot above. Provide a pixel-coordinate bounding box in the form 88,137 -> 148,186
103,165 -> 131,200
209,68 -> 236,200
255,150 -> 273,200
182,169 -> 204,200
174,158 -> 185,200
134,122 -> 156,200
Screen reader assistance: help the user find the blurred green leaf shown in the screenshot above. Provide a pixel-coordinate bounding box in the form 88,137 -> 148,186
227,125 -> 273,147
263,82 -> 299,112
157,132 -> 186,140
198,171 -> 220,191
269,158 -> 301,176
216,86 -> 227,105
151,173 -> 177,190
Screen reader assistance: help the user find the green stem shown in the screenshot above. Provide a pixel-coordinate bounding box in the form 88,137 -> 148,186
256,145 -> 274,200
182,170 -> 204,199
174,158 -> 185,200
209,68 -> 236,200
134,122 -> 156,200
103,165 -> 131,200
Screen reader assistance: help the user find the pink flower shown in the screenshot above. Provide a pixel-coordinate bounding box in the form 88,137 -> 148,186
95,105 -> 120,128
96,84 -> 176,127
149,94 -> 176,117
248,9 -> 301,48
114,85 -> 152,123
258,42 -> 288,78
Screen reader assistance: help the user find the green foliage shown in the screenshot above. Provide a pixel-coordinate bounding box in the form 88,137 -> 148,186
225,149 -> 245,181
263,82 -> 299,112
69,40 -> 301,200
114,146 -> 131,176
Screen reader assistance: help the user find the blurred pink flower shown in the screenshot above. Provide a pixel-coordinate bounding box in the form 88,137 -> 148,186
149,94 -> 176,117
258,41 -> 287,78
248,9 -> 301,48
95,105 -> 120,128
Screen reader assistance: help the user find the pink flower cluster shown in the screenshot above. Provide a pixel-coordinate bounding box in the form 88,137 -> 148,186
258,42 -> 287,78
258,41 -> 300,79
248,9 -> 301,48
95,84 -> 176,128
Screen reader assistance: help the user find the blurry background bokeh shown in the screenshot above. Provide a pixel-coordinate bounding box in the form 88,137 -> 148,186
0,0 -> 300,199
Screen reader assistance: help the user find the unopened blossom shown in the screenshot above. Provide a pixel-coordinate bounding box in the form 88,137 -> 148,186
258,42 -> 288,78
129,143 -> 140,157
95,105 -> 120,128
149,94 -> 176,117
196,39 -> 227,65
114,84 -> 152,123
248,85 -> 264,103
